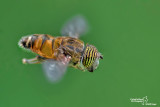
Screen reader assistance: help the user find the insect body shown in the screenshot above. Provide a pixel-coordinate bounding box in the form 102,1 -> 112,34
18,15 -> 103,82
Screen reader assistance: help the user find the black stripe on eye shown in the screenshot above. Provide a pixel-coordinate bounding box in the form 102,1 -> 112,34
88,48 -> 93,66
85,56 -> 89,67
93,48 -> 97,58
91,51 -> 95,63
86,48 -> 91,66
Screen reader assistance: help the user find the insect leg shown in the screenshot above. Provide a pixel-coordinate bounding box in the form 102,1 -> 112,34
22,56 -> 46,64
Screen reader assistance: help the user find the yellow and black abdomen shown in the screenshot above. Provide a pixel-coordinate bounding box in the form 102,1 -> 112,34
31,34 -> 54,58
19,34 -> 61,59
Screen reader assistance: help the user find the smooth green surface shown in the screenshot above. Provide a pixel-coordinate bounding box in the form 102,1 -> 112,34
0,0 -> 160,107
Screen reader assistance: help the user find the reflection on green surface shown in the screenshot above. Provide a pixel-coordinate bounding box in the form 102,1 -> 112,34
0,0 -> 160,107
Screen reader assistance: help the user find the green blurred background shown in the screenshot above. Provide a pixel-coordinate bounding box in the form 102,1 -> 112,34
0,0 -> 160,107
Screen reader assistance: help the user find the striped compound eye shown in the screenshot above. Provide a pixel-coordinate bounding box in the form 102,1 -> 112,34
82,44 -> 102,72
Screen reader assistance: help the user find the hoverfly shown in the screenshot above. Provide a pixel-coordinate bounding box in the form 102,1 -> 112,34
18,15 -> 103,82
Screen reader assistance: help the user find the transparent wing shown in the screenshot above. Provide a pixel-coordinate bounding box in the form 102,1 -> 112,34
61,15 -> 89,38
42,59 -> 68,83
